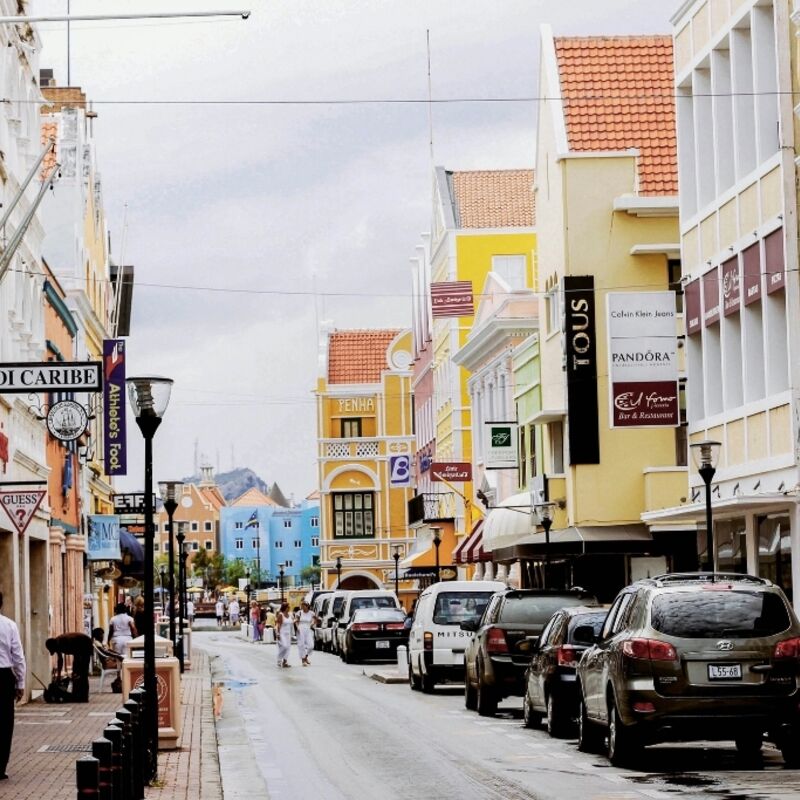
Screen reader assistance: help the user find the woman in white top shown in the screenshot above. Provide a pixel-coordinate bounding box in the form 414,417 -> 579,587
296,601 -> 315,666
276,602 -> 294,668
108,602 -> 137,655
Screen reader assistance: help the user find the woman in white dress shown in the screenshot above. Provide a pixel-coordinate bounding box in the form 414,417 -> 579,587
276,602 -> 294,668
108,602 -> 137,655
296,601 -> 315,666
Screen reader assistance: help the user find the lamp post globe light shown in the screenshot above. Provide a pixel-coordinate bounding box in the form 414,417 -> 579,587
335,556 -> 342,588
392,546 -> 401,600
432,528 -> 442,583
176,522 -> 188,673
279,564 -> 285,602
126,375 -> 173,783
690,440 -> 722,575
534,501 -> 557,589
158,480 -> 183,649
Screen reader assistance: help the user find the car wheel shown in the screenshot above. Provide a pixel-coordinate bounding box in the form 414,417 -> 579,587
780,732 -> 800,768
523,692 -> 541,729
314,638 -> 321,652
607,698 -> 640,767
735,732 -> 763,765
577,694 -> 602,754
546,692 -> 569,739
409,660 -> 422,691
476,668 -> 497,717
464,671 -> 477,710
421,666 -> 435,694
343,647 -> 354,664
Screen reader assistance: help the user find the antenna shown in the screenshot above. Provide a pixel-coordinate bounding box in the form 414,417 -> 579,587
426,29 -> 434,168
193,438 -> 199,476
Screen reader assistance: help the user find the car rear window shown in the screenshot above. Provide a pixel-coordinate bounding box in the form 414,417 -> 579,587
351,596 -> 397,612
650,590 -> 792,638
432,592 -> 495,625
332,597 -> 345,614
500,595 -> 589,624
567,612 -> 607,642
352,609 -> 405,623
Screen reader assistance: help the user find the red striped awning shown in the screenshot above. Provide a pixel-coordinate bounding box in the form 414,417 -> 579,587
456,520 -> 485,564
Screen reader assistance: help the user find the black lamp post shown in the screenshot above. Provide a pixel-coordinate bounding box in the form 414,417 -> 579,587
255,524 -> 261,594
691,440 -> 722,576
432,528 -> 442,583
535,502 -> 556,590
245,566 -> 251,606
392,546 -> 401,599
158,481 -> 182,648
127,375 -> 173,783
176,523 -> 188,673
279,564 -> 285,602
335,556 -> 342,587
158,566 -> 166,617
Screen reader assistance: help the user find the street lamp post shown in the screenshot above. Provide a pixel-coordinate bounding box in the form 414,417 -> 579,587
176,523 -> 187,673
159,566 -> 166,616
127,375 -> 173,783
432,528 -> 442,583
392,546 -> 401,599
245,566 -> 251,607
534,502 -> 557,590
690,440 -> 722,576
279,564 -> 285,602
255,524 -> 261,595
335,556 -> 342,588
158,481 -> 183,649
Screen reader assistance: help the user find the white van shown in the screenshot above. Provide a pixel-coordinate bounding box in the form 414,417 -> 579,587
408,580 -> 505,692
319,590 -> 350,652
334,590 -> 400,655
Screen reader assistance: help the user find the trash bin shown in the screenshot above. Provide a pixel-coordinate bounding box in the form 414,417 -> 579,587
121,634 -> 181,750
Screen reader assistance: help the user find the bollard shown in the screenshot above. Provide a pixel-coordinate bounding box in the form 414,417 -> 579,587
91,737 -> 113,800
107,721 -> 130,800
76,755 -> 100,799
114,709 -> 136,800
103,725 -> 124,800
396,644 -> 407,674
123,699 -> 145,798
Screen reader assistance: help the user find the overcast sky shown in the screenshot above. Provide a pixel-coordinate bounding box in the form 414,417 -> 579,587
34,0 -> 672,499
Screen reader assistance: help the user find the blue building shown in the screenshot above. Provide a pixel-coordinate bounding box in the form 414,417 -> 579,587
220,490 -> 320,587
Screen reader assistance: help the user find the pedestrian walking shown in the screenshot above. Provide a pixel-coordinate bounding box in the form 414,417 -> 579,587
276,602 -> 294,668
0,591 -> 26,780
186,598 -> 195,626
296,601 -> 315,666
229,598 -> 240,626
132,596 -> 146,640
215,598 -> 224,628
264,606 -> 276,644
250,601 -> 261,642
108,602 -> 137,655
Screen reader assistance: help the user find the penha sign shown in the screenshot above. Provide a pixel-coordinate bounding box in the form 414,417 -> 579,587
0,361 -> 101,393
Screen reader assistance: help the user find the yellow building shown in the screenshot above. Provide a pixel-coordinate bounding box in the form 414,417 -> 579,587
483,30 -> 693,601
408,169 -> 536,576
316,329 -> 416,601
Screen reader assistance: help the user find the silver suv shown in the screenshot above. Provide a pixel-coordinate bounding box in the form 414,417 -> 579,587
576,573 -> 800,767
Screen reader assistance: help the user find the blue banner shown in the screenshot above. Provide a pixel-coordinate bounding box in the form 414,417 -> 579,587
88,514 -> 121,561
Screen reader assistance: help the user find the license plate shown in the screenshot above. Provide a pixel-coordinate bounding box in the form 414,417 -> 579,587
375,640 -> 390,649
708,663 -> 742,680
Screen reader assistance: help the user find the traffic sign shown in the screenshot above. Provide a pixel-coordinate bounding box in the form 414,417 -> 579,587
0,489 -> 46,534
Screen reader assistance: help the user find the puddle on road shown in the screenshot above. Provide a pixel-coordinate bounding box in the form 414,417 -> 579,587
222,678 -> 258,691
628,773 -> 768,800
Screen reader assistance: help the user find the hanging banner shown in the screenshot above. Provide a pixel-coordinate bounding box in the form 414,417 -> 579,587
564,276 -> 599,464
685,279 -> 701,335
607,291 -> 679,428
484,421 -> 519,469
430,281 -> 474,318
742,243 -> 761,306
721,256 -> 740,316
87,514 -> 122,561
0,361 -> 101,393
103,339 -> 127,476
703,267 -> 720,327
0,489 -> 47,534
765,228 -> 785,294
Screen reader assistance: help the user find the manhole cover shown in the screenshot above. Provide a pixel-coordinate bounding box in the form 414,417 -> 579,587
38,744 -> 93,753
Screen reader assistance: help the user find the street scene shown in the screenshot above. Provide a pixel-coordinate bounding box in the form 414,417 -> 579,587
1,0 -> 800,798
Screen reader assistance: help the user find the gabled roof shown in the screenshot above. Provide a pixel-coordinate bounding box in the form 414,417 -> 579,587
199,486 -> 226,510
554,35 -> 677,196
268,482 -> 289,509
449,170 -> 535,229
230,487 -> 278,507
327,329 -> 400,384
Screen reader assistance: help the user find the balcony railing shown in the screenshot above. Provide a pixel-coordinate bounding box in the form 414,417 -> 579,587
324,439 -> 381,458
408,492 -> 456,526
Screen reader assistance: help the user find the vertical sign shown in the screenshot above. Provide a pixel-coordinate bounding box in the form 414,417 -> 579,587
484,421 -> 519,469
563,276 -> 599,464
721,257 -> 740,316
103,339 -> 127,476
703,267 -> 720,327
765,228 -> 785,294
742,243 -> 761,306
389,455 -> 413,487
87,514 -> 122,561
607,292 -> 679,427
685,279 -> 701,335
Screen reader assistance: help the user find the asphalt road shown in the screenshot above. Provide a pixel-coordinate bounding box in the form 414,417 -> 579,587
197,629 -> 800,800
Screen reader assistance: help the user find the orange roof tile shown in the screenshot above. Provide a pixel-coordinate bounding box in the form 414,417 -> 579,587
200,486 -> 227,510
450,170 -> 535,228
231,487 -> 278,507
554,36 -> 677,196
40,121 -> 58,176
327,329 -> 400,384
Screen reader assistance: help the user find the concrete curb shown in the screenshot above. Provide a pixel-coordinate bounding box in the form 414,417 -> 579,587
365,669 -> 408,684
199,650 -> 224,800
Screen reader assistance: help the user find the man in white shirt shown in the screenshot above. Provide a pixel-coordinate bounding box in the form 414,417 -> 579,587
229,598 -> 240,626
186,599 -> 195,626
215,599 -> 224,627
0,591 -> 26,780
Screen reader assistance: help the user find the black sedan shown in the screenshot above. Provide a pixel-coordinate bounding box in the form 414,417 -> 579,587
523,606 -> 607,736
340,608 -> 409,663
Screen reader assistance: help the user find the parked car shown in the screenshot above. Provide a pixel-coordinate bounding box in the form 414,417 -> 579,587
313,595 -> 332,651
408,580 -> 506,693
576,572 -> 800,767
335,591 -> 400,657
319,591 -> 349,653
463,588 -> 597,716
523,606 -> 607,736
304,588 -> 333,609
339,608 -> 409,663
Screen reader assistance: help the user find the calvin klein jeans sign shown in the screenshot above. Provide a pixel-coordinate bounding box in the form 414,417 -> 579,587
0,361 -> 101,393
563,276 -> 599,464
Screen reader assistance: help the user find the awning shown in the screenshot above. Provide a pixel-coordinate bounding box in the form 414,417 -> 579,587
641,493 -> 791,524
492,524 -> 653,562
455,520 -> 490,564
482,492 -> 533,553
118,528 -> 145,578
400,546 -> 434,568
529,409 -> 566,425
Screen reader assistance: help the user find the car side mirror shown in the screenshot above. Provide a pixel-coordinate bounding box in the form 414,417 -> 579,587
572,625 -> 598,645
460,618 -> 478,632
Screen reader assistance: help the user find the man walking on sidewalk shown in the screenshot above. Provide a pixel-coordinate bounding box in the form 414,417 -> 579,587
0,591 -> 26,780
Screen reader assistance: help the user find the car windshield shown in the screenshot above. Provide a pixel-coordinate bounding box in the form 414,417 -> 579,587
567,611 -> 607,642
351,596 -> 396,611
432,592 -> 495,625
352,609 -> 405,623
650,590 -> 792,638
500,594 -> 588,624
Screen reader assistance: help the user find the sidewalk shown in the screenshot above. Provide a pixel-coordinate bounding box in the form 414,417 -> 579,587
6,649 -> 221,800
